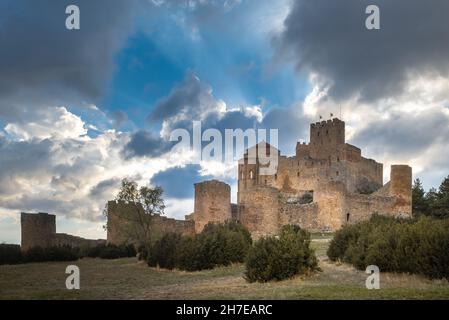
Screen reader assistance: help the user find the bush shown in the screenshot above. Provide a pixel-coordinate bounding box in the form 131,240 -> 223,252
327,214 -> 449,279
44,246 -> 79,262
147,221 -> 253,271
87,244 -> 136,260
137,244 -> 148,261
175,236 -> 205,271
148,233 -> 182,269
245,225 -> 318,283
23,246 -> 79,263
0,244 -> 22,265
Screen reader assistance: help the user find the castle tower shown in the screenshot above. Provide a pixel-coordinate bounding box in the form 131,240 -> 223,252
237,141 -> 280,202
21,212 -> 56,251
193,180 -> 232,233
309,118 -> 345,159
389,165 -> 413,216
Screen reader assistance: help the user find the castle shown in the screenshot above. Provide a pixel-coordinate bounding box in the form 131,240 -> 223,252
20,118 -> 412,250
107,118 -> 412,243
20,118 -> 412,249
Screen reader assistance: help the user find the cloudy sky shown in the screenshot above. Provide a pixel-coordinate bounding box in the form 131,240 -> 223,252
1,0 -> 449,244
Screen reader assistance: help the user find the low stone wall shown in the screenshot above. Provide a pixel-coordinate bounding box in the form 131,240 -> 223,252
52,233 -> 106,248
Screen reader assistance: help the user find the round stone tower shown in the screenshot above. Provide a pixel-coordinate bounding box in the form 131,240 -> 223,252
21,212 -> 56,251
389,165 -> 412,217
193,180 -> 232,233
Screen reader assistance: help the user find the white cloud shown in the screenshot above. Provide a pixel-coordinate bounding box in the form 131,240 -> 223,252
4,107 -> 87,141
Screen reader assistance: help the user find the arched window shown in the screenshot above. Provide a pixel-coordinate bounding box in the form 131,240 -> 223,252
250,170 -> 254,180
346,213 -> 350,222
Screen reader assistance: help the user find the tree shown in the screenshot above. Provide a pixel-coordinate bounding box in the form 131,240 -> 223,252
107,178 -> 166,251
434,175 -> 449,219
412,178 -> 428,216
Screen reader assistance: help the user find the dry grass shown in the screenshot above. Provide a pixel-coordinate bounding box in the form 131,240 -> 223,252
1,237 -> 448,300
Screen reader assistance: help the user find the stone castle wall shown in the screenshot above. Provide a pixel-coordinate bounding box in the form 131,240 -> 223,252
53,233 -> 106,248
21,212 -> 104,251
239,187 -> 280,239
106,200 -> 195,246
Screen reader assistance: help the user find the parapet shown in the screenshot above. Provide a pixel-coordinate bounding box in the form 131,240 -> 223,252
194,179 -> 231,193
310,118 -> 344,128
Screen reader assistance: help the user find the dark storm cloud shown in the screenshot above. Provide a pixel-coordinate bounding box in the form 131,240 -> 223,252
278,0 -> 449,101
126,71 -> 310,159
261,106 -> 309,154
122,130 -> 174,158
0,0 -> 137,119
89,178 -> 121,198
351,111 -> 449,159
149,72 -> 221,122
111,110 -> 129,128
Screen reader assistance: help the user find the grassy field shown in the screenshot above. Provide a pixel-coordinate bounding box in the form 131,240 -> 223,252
1,235 -> 449,300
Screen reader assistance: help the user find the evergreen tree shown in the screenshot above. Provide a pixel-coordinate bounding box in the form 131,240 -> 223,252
412,178 -> 428,216
435,175 -> 449,219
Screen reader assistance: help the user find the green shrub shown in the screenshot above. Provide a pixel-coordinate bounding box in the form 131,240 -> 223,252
45,246 -> 79,262
23,246 -> 47,262
98,245 -> 123,259
86,244 -> 136,259
175,236 -> 205,271
137,244 -> 148,261
245,225 -> 318,283
147,221 -> 253,271
0,244 -> 22,265
148,233 -> 182,269
22,246 -> 79,263
327,215 -> 449,279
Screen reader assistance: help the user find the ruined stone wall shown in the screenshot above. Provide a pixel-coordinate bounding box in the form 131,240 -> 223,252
193,180 -> 232,233
279,202 -> 319,231
53,233 -> 106,248
21,212 -> 106,251
21,212 -> 56,251
344,193 -> 397,224
238,187 -> 280,239
107,200 -> 195,245
344,158 -> 383,193
151,215 -> 195,238
389,165 -> 413,216
313,182 -> 347,231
